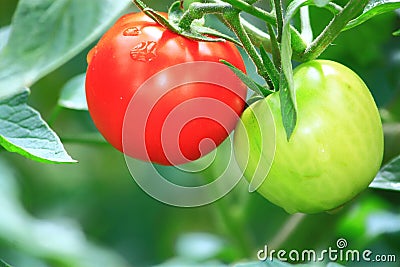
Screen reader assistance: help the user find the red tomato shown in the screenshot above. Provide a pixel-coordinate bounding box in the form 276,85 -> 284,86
85,12 -> 247,165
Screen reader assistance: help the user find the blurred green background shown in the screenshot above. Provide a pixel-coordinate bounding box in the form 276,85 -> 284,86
0,0 -> 400,266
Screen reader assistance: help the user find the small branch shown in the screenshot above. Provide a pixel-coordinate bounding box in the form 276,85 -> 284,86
241,17 -> 272,49
132,0 -> 146,10
273,0 -> 284,42
213,198 -> 254,258
201,174 -> 254,259
209,0 -> 307,60
61,134 -> 109,146
222,0 -> 276,25
266,23 -> 281,69
241,18 -> 306,62
244,0 -> 259,4
326,2 -> 343,14
224,11 -> 273,88
269,213 -> 307,249
300,0 -> 369,61
178,2 -> 232,30
300,6 -> 313,45
47,105 -> 63,127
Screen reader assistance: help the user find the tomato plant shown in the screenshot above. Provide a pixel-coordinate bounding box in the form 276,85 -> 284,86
234,60 -> 384,214
85,12 -> 247,165
1,0 -> 400,266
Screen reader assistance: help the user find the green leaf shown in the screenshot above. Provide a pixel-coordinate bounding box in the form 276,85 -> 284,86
136,0 -> 228,43
369,154 -> 400,191
164,0 -> 241,44
343,0 -> 400,31
168,0 -> 185,24
393,28 -> 400,36
366,210 -> 400,236
300,6 -> 313,44
313,0 -> 331,7
280,0 -> 311,139
0,0 -> 131,100
0,260 -> 13,267
58,73 -> 88,111
260,46 -> 280,90
0,159 -> 129,267
279,76 -> 297,140
0,26 -> 11,52
193,25 -> 242,46
247,94 -> 265,106
221,60 -> 273,97
176,232 -> 225,261
0,90 -> 76,163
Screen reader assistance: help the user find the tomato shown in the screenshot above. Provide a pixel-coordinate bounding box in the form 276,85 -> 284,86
234,60 -> 384,214
85,12 -> 247,165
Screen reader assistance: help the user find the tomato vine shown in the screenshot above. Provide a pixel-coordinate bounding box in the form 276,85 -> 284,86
133,0 -> 386,139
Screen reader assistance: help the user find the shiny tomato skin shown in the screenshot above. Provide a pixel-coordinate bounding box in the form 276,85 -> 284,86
85,12 -> 247,165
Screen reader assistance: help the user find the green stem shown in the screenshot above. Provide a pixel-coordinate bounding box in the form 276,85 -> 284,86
300,0 -> 369,61
214,197 -> 254,258
132,0 -> 145,9
300,6 -> 313,44
207,0 -> 306,60
260,46 -> 280,90
47,105 -> 63,127
201,172 -> 253,259
241,18 -> 271,50
61,134 -> 109,146
266,23 -> 281,69
325,2 -> 343,14
244,0 -> 258,4
178,2 -> 233,30
273,0 -> 284,42
224,11 -> 273,89
240,18 -> 306,62
269,213 -> 307,249
221,0 -> 276,25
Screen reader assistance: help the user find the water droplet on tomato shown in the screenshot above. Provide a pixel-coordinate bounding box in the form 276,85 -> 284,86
318,143 -> 330,163
130,41 -> 157,62
87,45 -> 97,64
123,27 -> 141,36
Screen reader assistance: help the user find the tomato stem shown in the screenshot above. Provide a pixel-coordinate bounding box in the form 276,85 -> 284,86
268,213 -> 307,249
222,0 -> 276,25
199,168 -> 254,259
300,6 -> 313,45
299,0 -> 369,61
61,135 -> 109,146
221,0 -> 306,57
178,2 -> 233,30
213,194 -> 254,259
273,0 -> 284,43
266,22 -> 281,69
47,105 -> 63,128
224,11 -> 275,91
209,1 -> 307,61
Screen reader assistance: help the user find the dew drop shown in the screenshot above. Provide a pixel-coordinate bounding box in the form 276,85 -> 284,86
86,45 -> 97,64
123,27 -> 141,36
130,41 -> 157,62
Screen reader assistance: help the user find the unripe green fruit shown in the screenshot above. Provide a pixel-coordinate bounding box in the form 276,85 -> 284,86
234,60 -> 384,214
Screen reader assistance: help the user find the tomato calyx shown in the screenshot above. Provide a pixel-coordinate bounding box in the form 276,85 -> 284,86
133,0 -> 241,46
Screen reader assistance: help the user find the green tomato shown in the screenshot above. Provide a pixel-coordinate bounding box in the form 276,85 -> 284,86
234,60 -> 384,214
